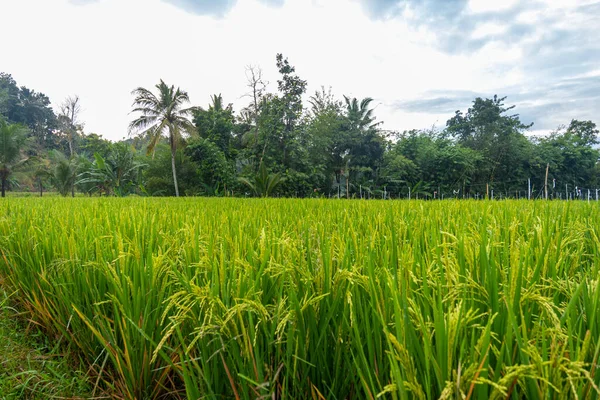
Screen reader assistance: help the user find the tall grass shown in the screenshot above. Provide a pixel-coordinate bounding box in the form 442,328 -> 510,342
0,198 -> 598,399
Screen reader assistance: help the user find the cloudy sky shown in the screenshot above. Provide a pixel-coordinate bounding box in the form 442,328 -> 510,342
1,0 -> 599,140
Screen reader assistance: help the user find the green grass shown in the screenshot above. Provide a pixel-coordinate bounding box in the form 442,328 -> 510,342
3,191 -> 88,197
0,198 -> 599,399
0,288 -> 94,399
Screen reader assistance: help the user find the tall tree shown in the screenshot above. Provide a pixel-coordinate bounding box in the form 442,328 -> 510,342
0,73 -> 57,153
186,138 -> 234,195
58,95 -> 82,157
79,133 -> 112,160
129,80 -> 196,197
341,96 -> 385,195
194,94 -> 235,157
0,73 -> 20,121
276,53 -> 307,167
243,65 -> 267,144
445,95 -> 533,194
306,87 -> 346,193
0,118 -> 28,197
565,119 -> 599,146
533,120 -> 600,192
343,96 -> 380,132
233,66 -> 268,172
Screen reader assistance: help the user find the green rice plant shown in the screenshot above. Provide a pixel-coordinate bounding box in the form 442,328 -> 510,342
0,198 -> 598,399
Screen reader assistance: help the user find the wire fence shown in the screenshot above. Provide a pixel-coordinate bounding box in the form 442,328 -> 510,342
327,180 -> 600,201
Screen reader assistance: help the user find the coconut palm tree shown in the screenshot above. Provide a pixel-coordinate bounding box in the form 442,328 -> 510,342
209,94 -> 224,112
50,150 -> 79,197
0,118 -> 28,197
128,80 -> 196,197
343,96 -> 381,131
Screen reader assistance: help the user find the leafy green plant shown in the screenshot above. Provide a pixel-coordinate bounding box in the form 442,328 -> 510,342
77,144 -> 145,196
238,162 -> 283,197
49,150 -> 83,197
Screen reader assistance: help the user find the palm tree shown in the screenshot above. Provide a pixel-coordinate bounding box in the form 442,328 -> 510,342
77,146 -> 145,196
0,118 -> 28,197
50,150 -> 80,197
238,162 -> 283,197
128,80 -> 196,197
32,157 -> 52,197
209,94 -> 224,112
343,96 -> 381,131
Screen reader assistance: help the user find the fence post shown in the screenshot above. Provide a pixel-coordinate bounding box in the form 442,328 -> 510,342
544,163 -> 549,200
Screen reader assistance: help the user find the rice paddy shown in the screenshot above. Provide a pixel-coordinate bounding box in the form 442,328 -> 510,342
0,198 -> 599,399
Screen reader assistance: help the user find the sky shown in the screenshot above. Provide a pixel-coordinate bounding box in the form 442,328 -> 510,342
1,0 -> 599,141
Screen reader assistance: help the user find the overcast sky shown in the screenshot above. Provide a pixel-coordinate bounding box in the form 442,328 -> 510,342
1,0 -> 599,140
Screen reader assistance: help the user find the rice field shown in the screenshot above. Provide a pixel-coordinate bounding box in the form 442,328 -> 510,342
0,198 -> 599,399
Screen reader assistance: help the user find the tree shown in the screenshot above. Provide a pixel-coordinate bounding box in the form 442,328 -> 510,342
0,118 -> 28,197
305,87 -> 346,193
256,94 -> 286,167
194,94 -> 235,157
0,85 -> 8,117
129,80 -> 196,197
50,151 -> 79,197
233,66 -> 268,174
340,96 -> 385,196
32,157 -> 52,197
142,144 -> 200,196
276,54 -> 307,168
79,133 -> 112,160
0,73 -> 57,153
58,95 -> 82,157
186,138 -> 233,195
78,144 -> 145,196
242,65 -> 267,145
445,95 -> 533,194
533,121 -> 600,192
343,96 -> 380,132
0,74 -> 19,120
565,119 -> 599,146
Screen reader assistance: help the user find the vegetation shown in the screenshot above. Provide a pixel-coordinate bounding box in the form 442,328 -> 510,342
1,52 -> 599,398
0,198 -> 599,399
0,288 -> 93,398
238,162 -> 283,197
128,80 -> 197,197
0,55 -> 598,199
0,118 -> 28,197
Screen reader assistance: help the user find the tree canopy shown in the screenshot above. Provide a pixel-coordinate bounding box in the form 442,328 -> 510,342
1,56 -> 598,199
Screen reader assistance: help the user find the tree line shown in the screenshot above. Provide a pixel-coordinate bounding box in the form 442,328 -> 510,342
1,55 -> 598,199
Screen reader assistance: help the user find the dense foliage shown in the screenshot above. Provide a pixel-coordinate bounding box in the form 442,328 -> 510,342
1,54 -> 598,199
0,198 -> 599,399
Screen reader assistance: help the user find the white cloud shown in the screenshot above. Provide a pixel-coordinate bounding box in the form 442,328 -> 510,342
467,0 -> 520,14
0,0 -> 598,139
471,22 -> 508,39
